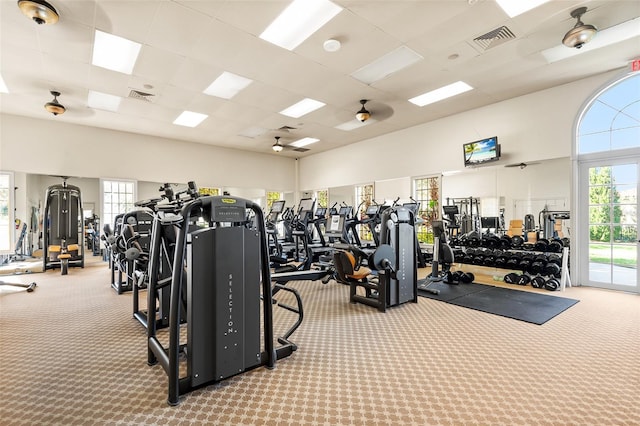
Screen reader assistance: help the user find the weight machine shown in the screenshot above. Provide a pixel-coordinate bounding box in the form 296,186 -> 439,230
147,195 -> 302,405
43,181 -> 84,274
334,205 -> 418,312
445,197 -> 481,235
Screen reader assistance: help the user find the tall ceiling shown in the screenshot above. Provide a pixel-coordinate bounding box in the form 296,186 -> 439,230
1,0 -> 638,157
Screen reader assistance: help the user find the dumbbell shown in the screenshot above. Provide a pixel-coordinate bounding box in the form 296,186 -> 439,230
531,276 -> 546,288
528,254 -> 547,275
444,271 -> 459,284
534,238 -> 550,252
548,239 -> 563,253
459,271 -> 475,283
500,235 -> 512,250
511,235 -> 524,248
504,272 -> 520,284
516,274 -> 531,286
544,278 -> 560,291
543,262 -> 561,278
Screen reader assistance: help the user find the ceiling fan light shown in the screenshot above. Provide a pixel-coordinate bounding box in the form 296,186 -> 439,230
355,100 -> 370,122
562,7 -> 597,49
17,0 -> 59,25
272,136 -> 284,152
563,24 -> 597,48
44,90 -> 65,115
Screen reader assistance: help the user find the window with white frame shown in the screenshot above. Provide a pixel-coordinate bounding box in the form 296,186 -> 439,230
355,183 -> 374,242
413,175 -> 441,243
101,179 -> 136,229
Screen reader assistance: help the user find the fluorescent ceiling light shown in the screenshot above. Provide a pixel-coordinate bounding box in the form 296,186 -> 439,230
203,71 -> 253,99
87,90 -> 121,112
280,98 -> 326,118
409,81 -> 473,107
259,0 -> 342,51
173,111 -> 208,128
335,118 -> 377,131
0,75 -> 8,93
542,17 -> 640,64
289,137 -> 319,148
495,0 -> 550,18
92,30 -> 141,75
351,46 -> 423,85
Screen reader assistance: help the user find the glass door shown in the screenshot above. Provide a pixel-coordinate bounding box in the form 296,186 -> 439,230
580,159 -> 639,292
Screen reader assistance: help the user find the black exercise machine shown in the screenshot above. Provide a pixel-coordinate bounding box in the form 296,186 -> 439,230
43,181 -> 84,275
147,195 -> 302,405
335,205 -> 418,312
417,220 -> 457,294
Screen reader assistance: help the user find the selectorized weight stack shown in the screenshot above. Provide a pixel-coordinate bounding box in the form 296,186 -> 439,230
147,196 -> 301,405
43,181 -> 84,274
348,205 -> 418,311
379,205 -> 418,307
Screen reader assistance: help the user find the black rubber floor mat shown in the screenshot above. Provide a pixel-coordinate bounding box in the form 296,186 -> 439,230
418,281 -> 579,325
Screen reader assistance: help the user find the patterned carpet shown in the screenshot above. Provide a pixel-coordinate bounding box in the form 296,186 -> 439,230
0,258 -> 638,425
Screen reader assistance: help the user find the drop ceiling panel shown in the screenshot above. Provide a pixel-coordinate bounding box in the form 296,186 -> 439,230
95,0 -> 162,43
145,1 -> 212,55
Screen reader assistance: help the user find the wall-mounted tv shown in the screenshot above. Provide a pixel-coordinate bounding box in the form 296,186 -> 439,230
463,136 -> 500,167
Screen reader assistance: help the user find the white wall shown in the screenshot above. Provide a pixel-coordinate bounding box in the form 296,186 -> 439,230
298,70 -> 619,192
0,114 -> 296,192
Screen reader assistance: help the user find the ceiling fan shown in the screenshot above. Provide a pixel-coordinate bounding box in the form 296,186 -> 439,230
505,162 -> 541,169
271,136 -> 309,153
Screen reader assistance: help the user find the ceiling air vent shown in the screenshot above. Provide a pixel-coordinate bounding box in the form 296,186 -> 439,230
128,89 -> 155,102
473,26 -> 516,50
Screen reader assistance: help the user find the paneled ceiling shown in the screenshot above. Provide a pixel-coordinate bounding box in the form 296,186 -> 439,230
1,0 -> 638,157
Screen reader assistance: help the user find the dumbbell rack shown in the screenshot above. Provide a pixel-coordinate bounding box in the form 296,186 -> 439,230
455,245 -> 572,291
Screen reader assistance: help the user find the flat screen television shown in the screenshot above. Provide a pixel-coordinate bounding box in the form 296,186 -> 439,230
463,136 -> 500,167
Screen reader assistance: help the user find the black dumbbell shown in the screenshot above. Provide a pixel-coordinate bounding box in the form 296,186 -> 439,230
531,276 -> 546,288
516,274 -> 531,286
459,272 -> 474,283
500,235 -> 512,249
504,272 -> 520,284
548,239 -> 563,253
543,262 -> 561,278
534,238 -> 550,252
544,278 -> 560,291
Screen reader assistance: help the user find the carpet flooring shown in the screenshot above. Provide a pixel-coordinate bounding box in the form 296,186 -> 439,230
0,258 -> 638,425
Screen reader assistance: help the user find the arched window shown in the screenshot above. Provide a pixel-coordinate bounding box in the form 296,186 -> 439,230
577,73 -> 640,154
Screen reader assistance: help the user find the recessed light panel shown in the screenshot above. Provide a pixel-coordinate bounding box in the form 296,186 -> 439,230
173,111 -> 208,127
92,30 -> 142,75
204,71 -> 253,99
542,17 -> 640,63
289,137 -> 319,148
88,90 -> 121,112
495,0 -> 550,18
259,0 -> 342,51
409,81 -> 473,107
280,98 -> 326,118
351,46 -> 423,85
